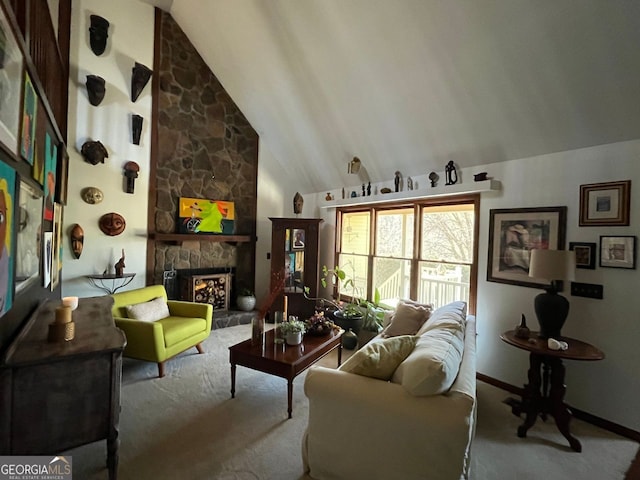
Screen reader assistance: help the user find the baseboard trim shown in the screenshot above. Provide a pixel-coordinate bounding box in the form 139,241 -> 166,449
476,373 -> 640,443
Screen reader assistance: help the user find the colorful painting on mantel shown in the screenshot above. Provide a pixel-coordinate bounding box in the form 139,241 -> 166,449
20,72 -> 37,165
178,197 -> 235,234
0,160 -> 16,317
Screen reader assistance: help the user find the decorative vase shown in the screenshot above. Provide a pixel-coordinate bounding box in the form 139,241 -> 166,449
342,329 -> 358,350
237,295 -> 256,312
514,314 -> 530,339
286,331 -> 303,346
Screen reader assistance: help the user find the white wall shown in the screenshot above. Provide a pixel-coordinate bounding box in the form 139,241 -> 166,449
476,140 -> 640,431
63,0 -> 154,298
270,139 -> 640,431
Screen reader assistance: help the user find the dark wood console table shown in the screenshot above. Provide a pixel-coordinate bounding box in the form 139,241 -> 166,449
0,296 -> 126,479
500,330 -> 604,452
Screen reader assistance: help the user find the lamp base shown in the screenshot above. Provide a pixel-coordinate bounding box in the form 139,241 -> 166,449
534,291 -> 569,339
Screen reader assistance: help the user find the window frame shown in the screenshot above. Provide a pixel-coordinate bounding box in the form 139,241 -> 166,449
334,194 -> 480,314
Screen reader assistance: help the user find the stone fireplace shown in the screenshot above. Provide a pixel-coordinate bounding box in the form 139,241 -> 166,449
148,12 -> 258,293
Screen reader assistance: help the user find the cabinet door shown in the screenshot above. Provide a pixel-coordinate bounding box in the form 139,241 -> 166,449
270,218 -> 321,319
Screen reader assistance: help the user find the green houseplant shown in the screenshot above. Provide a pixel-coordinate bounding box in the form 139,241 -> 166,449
279,319 -> 307,345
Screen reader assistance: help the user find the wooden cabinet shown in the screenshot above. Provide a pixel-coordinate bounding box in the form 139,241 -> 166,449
0,296 -> 125,480
269,218 -> 323,319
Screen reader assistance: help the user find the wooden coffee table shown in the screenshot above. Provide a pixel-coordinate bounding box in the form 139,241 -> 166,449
229,328 -> 343,418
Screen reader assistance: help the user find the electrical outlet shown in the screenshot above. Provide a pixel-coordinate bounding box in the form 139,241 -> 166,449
570,282 -> 603,299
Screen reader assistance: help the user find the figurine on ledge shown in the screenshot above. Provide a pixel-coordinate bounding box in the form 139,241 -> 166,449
114,249 -> 125,278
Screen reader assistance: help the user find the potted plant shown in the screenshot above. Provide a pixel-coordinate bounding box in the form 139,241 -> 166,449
305,263 -> 366,334
236,288 -> 256,312
358,290 -> 391,345
279,319 -> 307,345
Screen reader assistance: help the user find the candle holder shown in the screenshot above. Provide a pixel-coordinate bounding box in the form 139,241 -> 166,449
48,305 -> 75,342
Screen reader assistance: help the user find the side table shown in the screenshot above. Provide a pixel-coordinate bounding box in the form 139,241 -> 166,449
500,330 -> 604,452
86,273 -> 136,294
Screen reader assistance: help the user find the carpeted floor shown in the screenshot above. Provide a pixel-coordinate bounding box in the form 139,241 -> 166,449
68,324 -> 639,479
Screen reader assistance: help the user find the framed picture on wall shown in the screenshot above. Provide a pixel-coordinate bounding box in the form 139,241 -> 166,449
579,180 -> 631,226
569,242 -> 597,270
15,178 -> 43,294
20,71 -> 38,165
600,236 -> 636,269
0,159 -> 16,317
487,206 -> 567,288
0,4 -> 24,156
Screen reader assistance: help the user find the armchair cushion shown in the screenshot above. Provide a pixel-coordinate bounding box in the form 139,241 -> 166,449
125,296 -> 170,322
339,335 -> 418,380
160,317 -> 208,347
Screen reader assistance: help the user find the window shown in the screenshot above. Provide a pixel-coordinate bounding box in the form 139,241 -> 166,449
335,196 -> 478,313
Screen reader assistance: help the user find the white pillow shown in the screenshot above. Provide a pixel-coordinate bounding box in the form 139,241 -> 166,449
392,317 -> 465,396
417,300 -> 467,335
126,297 -> 170,322
382,300 -> 433,337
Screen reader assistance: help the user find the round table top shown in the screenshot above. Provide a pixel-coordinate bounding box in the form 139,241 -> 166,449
501,330 -> 605,361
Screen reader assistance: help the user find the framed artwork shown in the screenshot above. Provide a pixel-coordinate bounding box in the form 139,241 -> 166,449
600,236 -> 636,269
292,228 -> 305,249
487,206 -> 567,288
43,132 -> 57,221
0,160 -> 16,317
579,180 -> 631,226
20,71 -> 37,165
569,242 -> 597,270
285,228 -> 290,252
55,145 -> 68,204
51,202 -> 63,290
177,197 -> 235,234
0,4 -> 24,156
15,179 -> 43,294
43,230 -> 53,288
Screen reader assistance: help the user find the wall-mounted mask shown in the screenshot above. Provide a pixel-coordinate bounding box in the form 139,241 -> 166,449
70,224 -> 84,259
123,162 -> 139,194
89,15 -> 110,56
86,74 -> 106,106
131,62 -> 152,102
132,114 -> 143,145
81,140 -> 108,165
99,212 -> 126,236
81,186 -> 104,204
293,192 -> 304,214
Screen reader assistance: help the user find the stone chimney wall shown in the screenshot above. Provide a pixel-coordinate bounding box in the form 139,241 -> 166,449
150,12 -> 258,290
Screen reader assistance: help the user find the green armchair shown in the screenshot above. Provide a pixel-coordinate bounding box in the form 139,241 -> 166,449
111,285 -> 213,378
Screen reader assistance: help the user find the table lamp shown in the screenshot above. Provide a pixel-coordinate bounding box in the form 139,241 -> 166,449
528,249 -> 576,339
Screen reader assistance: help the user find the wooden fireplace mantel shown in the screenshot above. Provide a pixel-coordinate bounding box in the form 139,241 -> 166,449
149,232 -> 255,245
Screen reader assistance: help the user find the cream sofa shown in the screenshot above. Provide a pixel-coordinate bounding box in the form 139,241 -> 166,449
302,301 -> 476,480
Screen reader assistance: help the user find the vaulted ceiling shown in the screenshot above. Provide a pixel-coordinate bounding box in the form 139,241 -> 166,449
145,0 -> 640,193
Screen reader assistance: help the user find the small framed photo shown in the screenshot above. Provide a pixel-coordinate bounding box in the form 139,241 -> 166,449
579,180 -> 631,226
600,236 -> 636,269
292,228 -> 305,249
569,242 -> 596,270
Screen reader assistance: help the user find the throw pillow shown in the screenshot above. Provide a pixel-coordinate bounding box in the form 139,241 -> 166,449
125,297 -> 170,322
382,300 -> 432,337
339,335 -> 419,380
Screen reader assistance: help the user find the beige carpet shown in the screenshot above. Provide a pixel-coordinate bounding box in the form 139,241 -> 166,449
68,324 -> 639,479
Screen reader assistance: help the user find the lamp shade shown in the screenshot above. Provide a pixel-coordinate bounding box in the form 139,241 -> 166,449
529,249 -> 576,281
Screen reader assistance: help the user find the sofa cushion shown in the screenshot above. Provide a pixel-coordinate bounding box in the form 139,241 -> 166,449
392,307 -> 465,396
125,297 -> 170,322
339,335 -> 419,380
417,300 -> 467,335
382,300 -> 433,337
